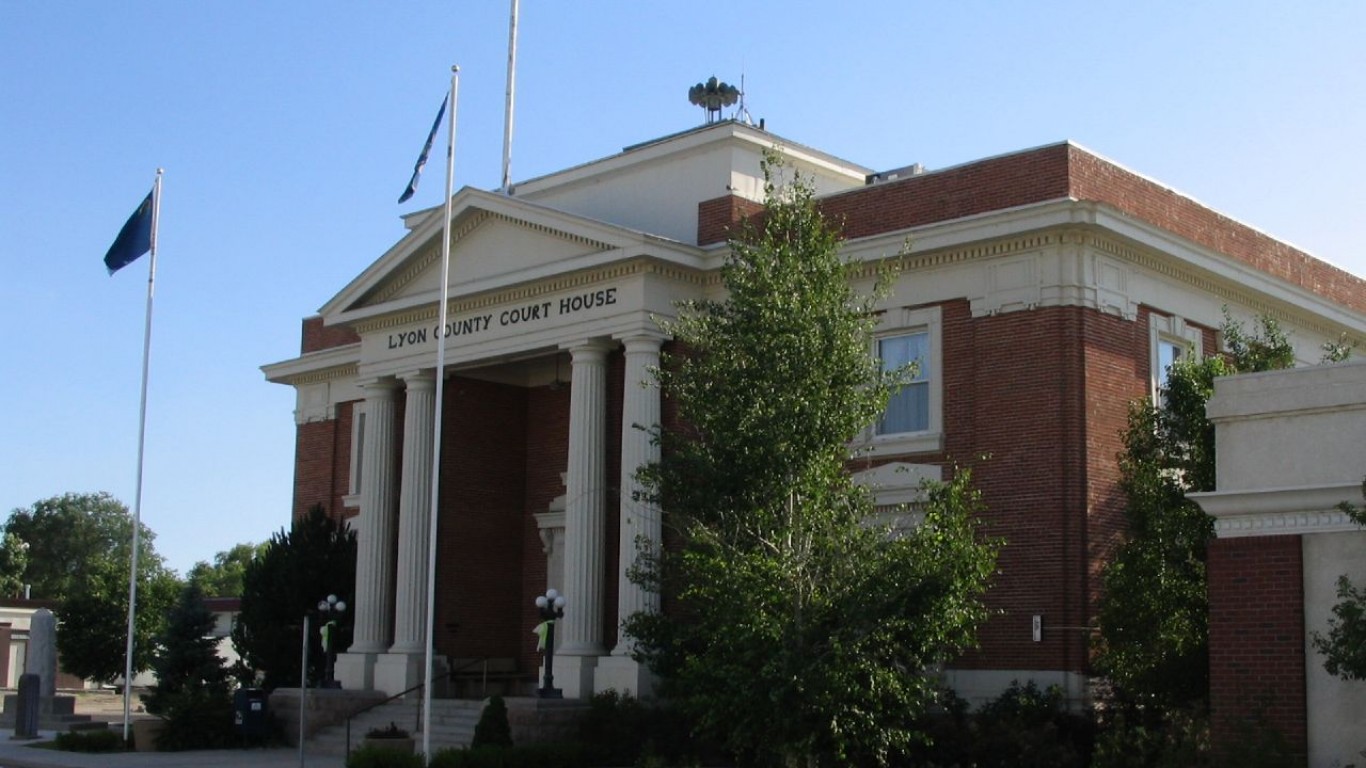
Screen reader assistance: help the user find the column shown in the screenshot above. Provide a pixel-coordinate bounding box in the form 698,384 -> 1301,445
556,339 -> 613,697
375,370 -> 438,693
336,378 -> 399,690
596,333 -> 664,697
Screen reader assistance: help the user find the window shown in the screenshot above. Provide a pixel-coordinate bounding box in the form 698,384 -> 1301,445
344,403 -> 367,508
877,333 -> 930,434
1149,313 -> 1202,406
865,306 -> 943,456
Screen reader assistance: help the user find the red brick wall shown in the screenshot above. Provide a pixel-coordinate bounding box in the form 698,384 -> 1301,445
697,195 -> 765,246
291,402 -> 356,524
855,301 -> 1154,676
518,379 -> 571,675
1207,535 -> 1307,761
301,316 -> 361,354
434,377 -> 529,662
1066,147 -> 1366,315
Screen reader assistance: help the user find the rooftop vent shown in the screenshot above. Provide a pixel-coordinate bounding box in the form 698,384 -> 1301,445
866,163 -> 925,185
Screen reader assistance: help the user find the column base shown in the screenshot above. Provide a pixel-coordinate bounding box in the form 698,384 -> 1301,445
593,655 -> 655,698
549,655 -> 599,700
335,652 -> 378,691
373,652 -> 446,697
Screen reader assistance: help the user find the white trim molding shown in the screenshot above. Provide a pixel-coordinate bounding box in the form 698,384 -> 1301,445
1190,482 -> 1365,538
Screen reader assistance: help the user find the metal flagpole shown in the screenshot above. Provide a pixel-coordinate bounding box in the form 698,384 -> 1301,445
500,0 -> 519,195
422,65 -> 458,765
122,168 -> 162,742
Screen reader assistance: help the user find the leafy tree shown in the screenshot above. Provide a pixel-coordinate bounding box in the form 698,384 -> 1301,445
5,492 -> 179,683
232,505 -> 356,689
1095,312 -> 1294,708
5,491 -> 164,601
624,158 -> 998,767
186,542 -> 265,597
0,533 -> 29,599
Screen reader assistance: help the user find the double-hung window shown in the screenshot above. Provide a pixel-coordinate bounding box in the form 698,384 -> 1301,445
1149,313 -> 1202,407
866,305 -> 943,455
878,333 -> 930,434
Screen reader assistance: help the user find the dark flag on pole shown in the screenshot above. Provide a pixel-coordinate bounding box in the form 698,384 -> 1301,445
103,190 -> 155,275
398,94 -> 449,203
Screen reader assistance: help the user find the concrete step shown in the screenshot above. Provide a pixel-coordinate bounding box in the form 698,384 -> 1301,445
307,697 -> 485,757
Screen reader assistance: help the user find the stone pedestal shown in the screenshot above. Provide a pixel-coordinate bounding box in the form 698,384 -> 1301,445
593,655 -> 654,698
373,652 -> 426,696
550,655 -> 598,700
335,651 -> 377,691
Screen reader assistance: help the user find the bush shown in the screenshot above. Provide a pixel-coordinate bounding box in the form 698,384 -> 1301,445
428,743 -> 589,768
577,690 -> 722,767
347,744 -> 424,768
155,688 -> 237,751
1092,708 -> 1210,768
53,728 -> 124,753
471,695 -> 513,749
904,682 -> 1093,767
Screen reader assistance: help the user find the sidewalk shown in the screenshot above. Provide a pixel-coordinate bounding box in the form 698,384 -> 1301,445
0,733 -> 345,768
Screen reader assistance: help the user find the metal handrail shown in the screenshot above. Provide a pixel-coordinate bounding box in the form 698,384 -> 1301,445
343,657 -> 489,754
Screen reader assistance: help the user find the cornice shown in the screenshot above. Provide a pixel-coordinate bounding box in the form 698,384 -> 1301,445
1190,482 -> 1366,538
261,344 -> 361,385
349,257 -> 709,335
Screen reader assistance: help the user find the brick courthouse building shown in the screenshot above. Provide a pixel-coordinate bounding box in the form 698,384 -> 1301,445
264,121 -> 1366,714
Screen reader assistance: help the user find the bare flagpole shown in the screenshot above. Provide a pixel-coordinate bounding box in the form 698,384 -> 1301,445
122,168 -> 162,742
422,66 -> 458,765
500,0 -> 519,195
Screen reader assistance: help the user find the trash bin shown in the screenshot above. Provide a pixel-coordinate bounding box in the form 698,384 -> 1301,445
233,688 -> 269,737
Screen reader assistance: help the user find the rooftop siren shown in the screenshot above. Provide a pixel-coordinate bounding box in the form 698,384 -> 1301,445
689,76 -> 740,124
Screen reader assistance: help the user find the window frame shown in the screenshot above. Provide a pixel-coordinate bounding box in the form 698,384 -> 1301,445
1149,313 -> 1202,406
864,305 -> 944,456
343,402 -> 367,509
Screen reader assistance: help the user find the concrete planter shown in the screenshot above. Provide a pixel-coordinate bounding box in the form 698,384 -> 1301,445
362,735 -> 416,754
131,718 -> 165,752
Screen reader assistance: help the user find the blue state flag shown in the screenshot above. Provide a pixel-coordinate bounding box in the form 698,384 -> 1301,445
398,94 -> 449,204
103,190 -> 154,275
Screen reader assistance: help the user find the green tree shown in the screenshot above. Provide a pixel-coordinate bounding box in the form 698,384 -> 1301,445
142,582 -> 235,750
186,542 -> 265,597
1096,313 -> 1294,708
624,158 -> 998,767
0,533 -> 29,599
231,505 -> 356,689
5,492 -> 179,683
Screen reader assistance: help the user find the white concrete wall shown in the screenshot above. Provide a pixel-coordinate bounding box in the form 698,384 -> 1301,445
1198,360 -> 1366,768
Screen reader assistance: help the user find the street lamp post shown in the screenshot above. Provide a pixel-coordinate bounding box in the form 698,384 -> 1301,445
316,594 -> 347,689
534,589 -> 566,699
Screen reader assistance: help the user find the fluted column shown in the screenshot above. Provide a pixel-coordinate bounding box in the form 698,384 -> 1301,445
349,378 -> 399,653
389,369 -> 436,653
560,340 -> 613,656
613,334 -> 664,654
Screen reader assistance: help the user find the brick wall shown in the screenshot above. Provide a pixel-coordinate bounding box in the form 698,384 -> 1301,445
291,402 -> 356,524
301,316 -> 361,354
434,376 -> 529,662
697,195 -> 765,246
1207,535 -> 1307,761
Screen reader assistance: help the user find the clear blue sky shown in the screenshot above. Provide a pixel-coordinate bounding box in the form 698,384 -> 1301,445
2,2 -> 1364,579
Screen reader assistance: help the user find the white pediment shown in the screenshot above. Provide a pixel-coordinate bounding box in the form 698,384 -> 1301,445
377,212 -> 614,305
851,462 -> 942,506
319,187 -> 704,324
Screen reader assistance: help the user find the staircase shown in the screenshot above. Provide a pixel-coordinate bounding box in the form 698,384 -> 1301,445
308,696 -> 484,757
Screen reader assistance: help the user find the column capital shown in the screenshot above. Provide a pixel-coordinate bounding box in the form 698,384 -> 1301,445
357,376 -> 401,394
396,369 -> 437,390
613,330 -> 669,349
562,338 -> 617,362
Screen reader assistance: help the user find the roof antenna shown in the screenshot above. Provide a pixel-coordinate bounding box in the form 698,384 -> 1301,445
737,71 -> 754,126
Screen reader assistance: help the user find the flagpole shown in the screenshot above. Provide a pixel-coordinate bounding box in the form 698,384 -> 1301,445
500,0 -> 519,195
122,168 -> 162,742
422,66 -> 458,765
